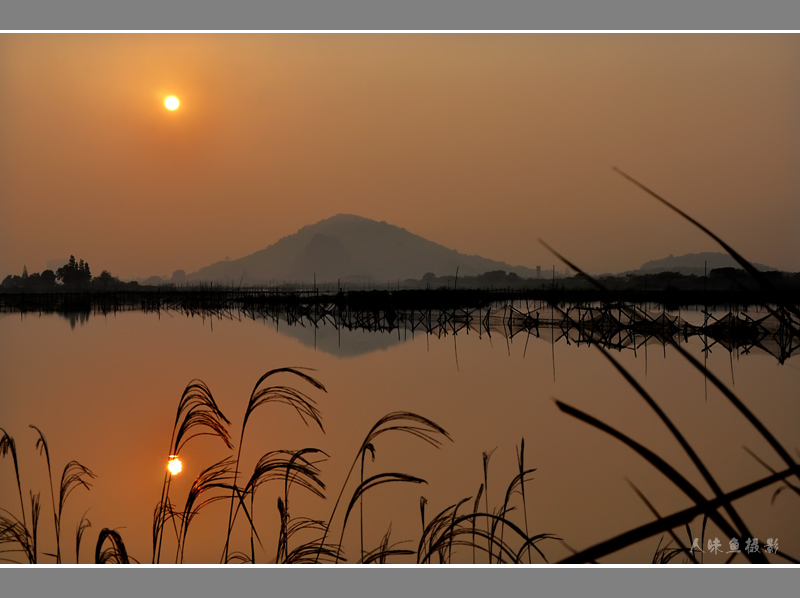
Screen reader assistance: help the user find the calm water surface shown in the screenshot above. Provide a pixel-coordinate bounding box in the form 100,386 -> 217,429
1,305 -> 798,564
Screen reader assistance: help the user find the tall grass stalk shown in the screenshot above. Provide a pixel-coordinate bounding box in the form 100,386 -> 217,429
222,368 -> 325,563
1,427 -> 95,564
360,524 -> 415,564
498,443 -> 537,563
176,457 -> 236,563
471,484 -> 483,564
75,510 -> 91,564
516,439 -> 534,563
29,426 -> 58,562
482,449 -> 495,563
336,472 -> 427,563
57,460 -> 96,561
359,443 -> 374,561
28,492 -> 40,563
317,411 -> 451,563
95,528 -> 130,564
239,448 -> 326,563
419,511 -> 556,564
0,429 -> 26,535
154,379 -> 232,564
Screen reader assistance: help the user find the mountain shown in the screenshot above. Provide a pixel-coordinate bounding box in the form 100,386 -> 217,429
189,214 -> 539,284
629,252 -> 774,276
276,318 -> 406,357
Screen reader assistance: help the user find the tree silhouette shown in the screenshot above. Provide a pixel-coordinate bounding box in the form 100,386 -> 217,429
56,255 -> 92,287
40,270 -> 56,287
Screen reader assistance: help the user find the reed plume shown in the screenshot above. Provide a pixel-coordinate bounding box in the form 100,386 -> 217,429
154,379 -> 232,564
222,368 -> 326,563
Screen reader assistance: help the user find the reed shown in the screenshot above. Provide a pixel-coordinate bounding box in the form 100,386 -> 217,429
1,428 -> 95,564
407,443 -> 560,565
239,448 -> 327,563
75,510 -> 91,564
360,524 -> 415,564
29,426 -> 57,562
154,378 -> 233,564
129,370 -> 554,564
95,528 -> 131,564
0,511 -> 34,564
317,411 -> 452,563
176,457 -> 236,563
222,368 -> 326,563
0,429 -> 26,538
651,536 -> 687,564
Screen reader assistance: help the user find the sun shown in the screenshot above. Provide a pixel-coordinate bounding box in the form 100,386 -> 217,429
167,455 -> 183,475
165,96 -> 180,110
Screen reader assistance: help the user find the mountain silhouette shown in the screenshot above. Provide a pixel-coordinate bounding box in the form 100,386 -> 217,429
629,252 -> 774,276
188,214 -> 538,284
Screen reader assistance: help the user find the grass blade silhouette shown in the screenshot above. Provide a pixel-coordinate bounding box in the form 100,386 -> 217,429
625,478 -> 696,564
593,345 -> 758,546
559,462 -> 800,563
555,399 -> 767,563
667,338 -> 799,483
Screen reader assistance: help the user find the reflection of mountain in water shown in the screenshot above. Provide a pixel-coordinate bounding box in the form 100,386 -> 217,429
276,318 -> 407,357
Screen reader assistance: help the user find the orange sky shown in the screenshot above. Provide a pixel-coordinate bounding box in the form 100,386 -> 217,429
1,33 -> 798,280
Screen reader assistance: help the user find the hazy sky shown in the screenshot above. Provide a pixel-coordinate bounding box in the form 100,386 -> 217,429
2,33 -> 798,279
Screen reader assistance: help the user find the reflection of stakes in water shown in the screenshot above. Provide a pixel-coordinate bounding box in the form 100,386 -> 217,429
484,306 -> 494,351
523,321 -> 531,359
11,291 -> 797,363
643,310 -> 648,376
453,330 -> 459,372
503,304 -> 511,357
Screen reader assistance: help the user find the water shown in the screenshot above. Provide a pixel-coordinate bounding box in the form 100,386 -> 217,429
0,304 -> 798,564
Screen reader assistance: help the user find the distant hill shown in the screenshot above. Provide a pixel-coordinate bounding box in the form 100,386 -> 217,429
627,252 -> 774,276
188,214 -> 539,284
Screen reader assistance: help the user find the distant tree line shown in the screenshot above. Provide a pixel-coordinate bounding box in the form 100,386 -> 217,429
1,255 -> 140,291
412,270 -> 530,290
4,259 -> 799,294
405,268 -> 800,292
